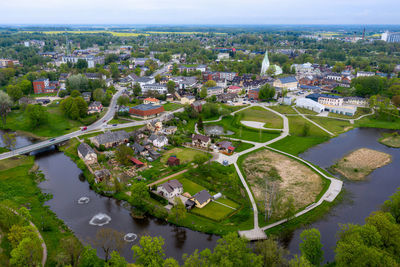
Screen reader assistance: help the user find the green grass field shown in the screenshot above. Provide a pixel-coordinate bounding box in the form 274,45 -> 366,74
379,132 -> 400,148
209,115 -> 281,143
161,147 -> 209,164
296,107 -> 318,115
231,141 -> 254,152
1,106 -> 82,138
163,102 -> 183,111
269,105 -> 297,114
355,116 -> 400,130
179,178 -> 206,195
191,201 -> 237,221
288,116 -> 329,137
237,106 -> 283,128
306,116 -> 353,134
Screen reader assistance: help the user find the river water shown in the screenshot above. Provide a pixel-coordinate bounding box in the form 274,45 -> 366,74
0,129 -> 38,150
286,127 -> 400,263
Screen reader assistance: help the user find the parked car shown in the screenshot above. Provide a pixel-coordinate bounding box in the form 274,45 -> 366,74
49,138 -> 56,142
82,127 -> 87,131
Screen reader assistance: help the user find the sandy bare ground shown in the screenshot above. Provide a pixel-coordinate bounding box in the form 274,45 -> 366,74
332,148 -> 392,181
242,150 -> 322,217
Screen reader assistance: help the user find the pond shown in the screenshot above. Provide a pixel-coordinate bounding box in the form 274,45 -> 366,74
286,128 -> 400,263
204,125 -> 234,136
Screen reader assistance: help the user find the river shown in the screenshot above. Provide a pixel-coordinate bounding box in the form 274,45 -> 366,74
286,127 -> 400,263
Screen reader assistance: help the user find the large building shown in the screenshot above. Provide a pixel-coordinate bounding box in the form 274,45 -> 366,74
129,104 -> 165,118
273,76 -> 298,91
260,50 -> 283,76
381,31 -> 400,43
141,83 -> 167,94
296,98 -> 324,113
62,55 -> 104,68
207,86 -> 224,96
33,78 -> 59,94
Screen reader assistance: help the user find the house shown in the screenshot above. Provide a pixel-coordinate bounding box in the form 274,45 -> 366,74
317,95 -> 343,106
148,134 -> 168,148
273,76 -> 298,91
181,95 -> 196,105
216,141 -> 235,154
90,130 -> 130,149
132,142 -> 148,156
82,92 -> 91,102
146,120 -> 163,133
295,98 -> 324,113
190,190 -> 212,208
248,88 -> 260,100
33,78 -> 59,94
167,156 -> 180,166
227,85 -> 242,94
88,101 -> 103,114
343,97 -> 368,106
143,97 -> 160,105
142,84 -> 167,94
129,104 -> 165,119
157,179 -> 183,199
84,73 -> 105,80
77,143 -> 97,164
191,101 -> 203,112
192,134 -> 211,148
129,157 -> 145,168
164,126 -> 177,135
357,71 -> 375,78
217,93 -> 237,103
148,149 -> 161,160
94,169 -> 111,183
207,86 -> 224,96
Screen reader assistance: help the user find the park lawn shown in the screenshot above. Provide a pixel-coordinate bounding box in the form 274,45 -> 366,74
237,106 -> 283,128
328,107 -> 371,119
0,156 -> 76,264
296,107 -> 318,115
355,116 -> 400,130
268,136 -> 330,156
288,116 -> 330,137
306,116 -> 353,134
215,197 -> 240,209
269,105 -> 297,114
231,141 -> 254,152
161,147 -> 209,164
1,106 -> 82,138
190,201 -> 237,221
179,178 -> 206,195
108,118 -> 132,124
211,115 -> 281,143
163,102 -> 183,111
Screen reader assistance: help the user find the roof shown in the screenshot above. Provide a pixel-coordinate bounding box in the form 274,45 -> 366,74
192,190 -> 212,205
130,157 -> 144,165
228,85 -> 241,89
131,104 -> 163,111
133,142 -> 145,153
192,134 -> 210,143
78,143 -> 95,158
217,141 -> 232,149
167,157 -> 180,163
278,76 -> 298,84
207,86 -> 223,91
144,97 -> 159,102
159,179 -> 183,193
90,130 -> 130,145
34,78 -> 48,82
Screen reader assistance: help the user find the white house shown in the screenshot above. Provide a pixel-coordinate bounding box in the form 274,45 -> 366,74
318,96 -> 343,106
77,143 -> 97,165
142,84 -> 167,94
296,98 -> 324,113
207,86 -> 224,96
149,134 -> 168,148
357,71 -> 375,78
157,179 -> 183,199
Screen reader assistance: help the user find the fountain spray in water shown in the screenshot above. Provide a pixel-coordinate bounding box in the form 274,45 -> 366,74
89,213 -> 112,226
78,197 -> 90,204
123,233 -> 138,242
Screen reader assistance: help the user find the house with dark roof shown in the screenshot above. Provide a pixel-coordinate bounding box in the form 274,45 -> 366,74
167,156 -> 180,166
90,130 -> 130,149
77,143 -> 97,164
190,190 -> 212,208
216,141 -> 235,154
157,179 -> 183,199
273,76 -> 298,91
192,134 -> 211,148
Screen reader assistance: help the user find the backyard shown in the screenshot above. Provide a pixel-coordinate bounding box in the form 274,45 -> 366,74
160,147 -> 210,165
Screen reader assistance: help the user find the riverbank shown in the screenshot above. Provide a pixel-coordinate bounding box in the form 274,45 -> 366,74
379,132 -> 400,148
330,148 -> 392,181
0,156 -> 78,265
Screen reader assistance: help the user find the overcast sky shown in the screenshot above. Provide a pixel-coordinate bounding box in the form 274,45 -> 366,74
1,0 -> 399,25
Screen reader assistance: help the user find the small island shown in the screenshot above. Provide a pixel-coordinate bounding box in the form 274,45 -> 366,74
379,132 -> 400,148
331,148 -> 392,181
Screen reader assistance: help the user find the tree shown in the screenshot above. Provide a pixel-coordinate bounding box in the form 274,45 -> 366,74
10,237 -> 42,267
76,59 -> 88,69
301,123 -> 310,137
59,236 -> 83,267
259,84 -> 275,101
383,188 -> 400,223
197,116 -> 204,131
266,65 -> 277,76
130,182 -> 150,206
284,196 -> 296,219
117,95 -> 130,106
255,238 -> 287,267
167,80 -> 176,94
299,228 -> 324,266
78,246 -> 103,267
204,80 -> 216,88
93,88 -> 105,102
106,251 -> 127,267
164,258 -> 179,267
7,225 -> 38,248
93,228 -> 125,262
60,96 -> 88,120
289,255 -> 313,267
18,79 -> 33,95
155,74 -> 162,83
6,85 -> 23,102
133,82 -> 142,96
392,95 -> 400,107
67,74 -> 89,92
170,197 -> 187,223
132,236 -> 166,267
71,90 -> 82,97
0,91 -> 12,125
110,63 -> 120,81
26,104 -> 48,128
200,87 -> 207,98
2,132 -> 16,149
333,62 -> 346,73
115,144 -> 134,165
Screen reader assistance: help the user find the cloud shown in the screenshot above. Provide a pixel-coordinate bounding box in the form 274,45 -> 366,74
0,0 -> 399,24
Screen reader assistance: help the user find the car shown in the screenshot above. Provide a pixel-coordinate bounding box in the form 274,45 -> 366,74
81,127 -> 87,131
49,138 -> 56,142
103,120 -> 107,123
112,124 -> 117,126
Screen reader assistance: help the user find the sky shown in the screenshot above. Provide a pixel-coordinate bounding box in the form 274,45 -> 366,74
0,0 -> 399,25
